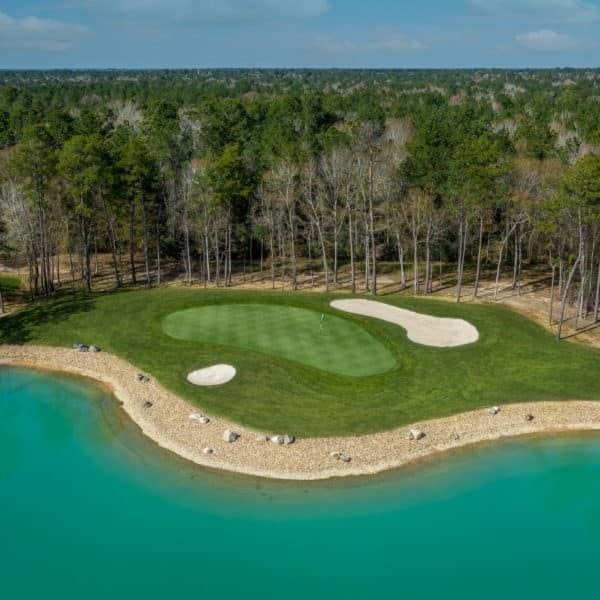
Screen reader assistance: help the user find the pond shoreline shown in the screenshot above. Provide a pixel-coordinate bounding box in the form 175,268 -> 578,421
2,343 -> 600,481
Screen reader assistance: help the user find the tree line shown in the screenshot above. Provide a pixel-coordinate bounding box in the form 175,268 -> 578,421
0,70 -> 599,339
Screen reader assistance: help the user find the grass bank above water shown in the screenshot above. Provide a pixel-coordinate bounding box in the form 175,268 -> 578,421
1,287 -> 599,437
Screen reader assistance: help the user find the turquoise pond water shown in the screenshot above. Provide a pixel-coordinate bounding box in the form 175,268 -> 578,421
1,367 -> 600,600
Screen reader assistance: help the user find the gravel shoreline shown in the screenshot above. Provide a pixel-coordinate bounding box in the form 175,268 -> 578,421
2,344 -> 600,481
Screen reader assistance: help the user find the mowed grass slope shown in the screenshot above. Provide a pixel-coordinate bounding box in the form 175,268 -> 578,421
162,304 -> 396,377
1,287 -> 599,437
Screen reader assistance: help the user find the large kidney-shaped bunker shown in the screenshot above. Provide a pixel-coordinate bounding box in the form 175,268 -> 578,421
161,303 -> 396,377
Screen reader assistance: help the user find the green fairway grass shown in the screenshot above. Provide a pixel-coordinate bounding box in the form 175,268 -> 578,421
162,304 -> 396,377
1,287 -> 599,437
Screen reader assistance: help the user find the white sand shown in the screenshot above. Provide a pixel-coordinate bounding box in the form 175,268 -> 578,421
187,364 -> 236,386
331,299 -> 479,347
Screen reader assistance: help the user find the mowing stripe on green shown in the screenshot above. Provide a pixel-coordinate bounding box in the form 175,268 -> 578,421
161,304 -> 397,377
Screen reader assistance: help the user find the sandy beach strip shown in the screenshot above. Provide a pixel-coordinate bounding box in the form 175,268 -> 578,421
2,343 -> 600,481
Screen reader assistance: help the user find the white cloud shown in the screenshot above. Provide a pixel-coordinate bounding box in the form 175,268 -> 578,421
319,33 -> 424,54
469,0 -> 600,23
515,29 -> 574,51
79,0 -> 330,23
0,12 -> 88,51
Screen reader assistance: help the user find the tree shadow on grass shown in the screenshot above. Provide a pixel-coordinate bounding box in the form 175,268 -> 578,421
0,292 -> 96,345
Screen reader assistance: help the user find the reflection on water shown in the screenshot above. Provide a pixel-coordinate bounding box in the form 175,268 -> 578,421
2,366 -> 600,600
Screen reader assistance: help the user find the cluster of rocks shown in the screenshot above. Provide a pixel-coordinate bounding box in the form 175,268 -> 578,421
330,451 -> 352,463
222,430 -> 295,445
73,343 -> 100,353
253,434 -> 295,445
268,434 -> 295,446
136,373 -> 151,383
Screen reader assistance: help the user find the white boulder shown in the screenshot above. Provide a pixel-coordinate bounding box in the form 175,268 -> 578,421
189,412 -> 210,424
408,429 -> 426,441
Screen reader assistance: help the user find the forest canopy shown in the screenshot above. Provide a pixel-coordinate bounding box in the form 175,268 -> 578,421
1,68 -> 599,338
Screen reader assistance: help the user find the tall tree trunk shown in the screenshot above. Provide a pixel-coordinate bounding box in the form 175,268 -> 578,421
204,227 -> 211,284
549,262 -> 556,326
129,203 -> 137,285
494,222 -> 518,300
37,206 -> 47,296
28,253 -> 35,300
227,221 -> 233,286
594,258 -> 600,322
279,225 -> 286,289
222,226 -> 228,285
80,215 -> 92,293
425,234 -> 431,293
269,228 -> 275,289
364,231 -> 370,292
156,201 -> 162,287
512,226 -> 519,291
66,221 -> 76,286
456,215 -> 468,303
260,239 -> 264,275
333,198 -> 339,286
348,207 -> 356,294
203,205 -> 211,284
474,212 -> 484,298
184,214 -> 192,285
396,232 -> 406,289
368,160 -> 377,295
141,200 -> 151,287
557,211 -> 583,341
288,209 -> 297,291
214,230 -> 220,288
413,232 -> 419,295
93,235 -> 99,276
317,221 -> 329,292
557,256 -> 581,341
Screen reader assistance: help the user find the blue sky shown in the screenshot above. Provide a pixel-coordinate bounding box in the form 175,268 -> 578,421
1,1 -> 599,68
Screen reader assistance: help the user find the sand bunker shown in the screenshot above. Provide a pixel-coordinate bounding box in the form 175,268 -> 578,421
187,364 -> 236,386
331,299 -> 479,348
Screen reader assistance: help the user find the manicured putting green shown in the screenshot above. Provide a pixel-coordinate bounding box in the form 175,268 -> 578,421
161,303 -> 396,377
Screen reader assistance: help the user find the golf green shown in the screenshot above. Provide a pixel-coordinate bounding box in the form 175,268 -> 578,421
161,303 -> 397,377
